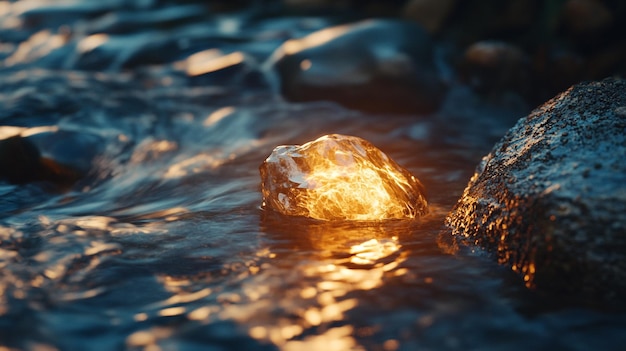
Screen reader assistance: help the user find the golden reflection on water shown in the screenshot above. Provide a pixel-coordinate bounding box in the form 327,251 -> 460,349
139,215 -> 413,350
77,33 -> 109,53
0,126 -> 59,140
226,215 -> 414,350
163,153 -> 226,178
203,106 -> 235,127
126,327 -> 173,350
5,30 -> 67,66
98,206 -> 426,351
185,51 -> 245,77
280,25 -> 350,55
350,238 -> 400,265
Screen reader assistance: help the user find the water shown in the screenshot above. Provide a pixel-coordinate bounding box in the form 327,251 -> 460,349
1,1 -> 626,350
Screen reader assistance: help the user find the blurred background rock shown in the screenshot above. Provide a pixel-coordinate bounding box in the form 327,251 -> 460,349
5,0 -> 623,111
269,0 -> 626,106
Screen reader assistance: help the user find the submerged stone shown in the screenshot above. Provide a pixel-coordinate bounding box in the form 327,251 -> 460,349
0,135 -> 82,186
446,78 -> 626,303
266,19 -> 446,114
460,40 -> 531,98
259,134 -> 427,221
0,135 -> 42,184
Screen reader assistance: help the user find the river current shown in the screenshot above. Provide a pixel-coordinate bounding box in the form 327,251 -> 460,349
1,1 -> 625,350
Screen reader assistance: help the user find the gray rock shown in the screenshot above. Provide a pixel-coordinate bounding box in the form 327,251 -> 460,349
460,40 -> 531,99
266,19 -> 446,114
0,135 -> 82,186
446,78 -> 626,303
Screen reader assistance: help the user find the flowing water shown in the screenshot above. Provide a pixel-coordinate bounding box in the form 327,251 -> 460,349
1,2 -> 625,350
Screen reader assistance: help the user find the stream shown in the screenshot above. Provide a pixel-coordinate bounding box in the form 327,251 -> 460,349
1,1 -> 625,350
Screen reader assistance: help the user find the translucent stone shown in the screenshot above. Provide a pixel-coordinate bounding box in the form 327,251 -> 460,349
259,134 -> 427,221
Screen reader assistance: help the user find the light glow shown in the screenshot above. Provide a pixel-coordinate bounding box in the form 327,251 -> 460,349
260,134 -> 427,221
349,238 -> 400,265
186,51 -> 244,77
5,30 -> 66,66
281,25 -> 350,55
77,34 -> 109,53
204,106 -> 235,126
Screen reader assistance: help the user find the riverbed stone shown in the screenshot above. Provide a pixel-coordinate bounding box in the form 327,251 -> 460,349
0,135 -> 43,184
446,78 -> 626,303
266,19 -> 446,114
460,40 -> 531,99
0,135 -> 81,186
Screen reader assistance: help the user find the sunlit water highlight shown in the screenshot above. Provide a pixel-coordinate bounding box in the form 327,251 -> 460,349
1,1 -> 625,350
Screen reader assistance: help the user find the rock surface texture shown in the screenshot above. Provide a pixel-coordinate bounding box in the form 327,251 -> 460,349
446,78 -> 626,302
266,19 -> 445,114
260,134 -> 427,221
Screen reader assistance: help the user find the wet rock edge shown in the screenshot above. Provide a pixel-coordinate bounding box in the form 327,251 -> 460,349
445,77 -> 626,304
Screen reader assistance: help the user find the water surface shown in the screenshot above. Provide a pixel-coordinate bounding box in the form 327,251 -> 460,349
1,1 -> 625,350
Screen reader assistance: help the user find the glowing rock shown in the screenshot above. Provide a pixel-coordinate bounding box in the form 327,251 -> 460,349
260,134 -> 427,221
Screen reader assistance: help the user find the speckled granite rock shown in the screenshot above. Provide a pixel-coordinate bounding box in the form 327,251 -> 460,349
446,78 -> 626,302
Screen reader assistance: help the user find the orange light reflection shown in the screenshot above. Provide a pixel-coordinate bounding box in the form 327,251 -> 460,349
77,34 -> 109,53
230,217 -> 413,349
5,30 -> 66,66
185,51 -> 245,77
280,25 -> 350,55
